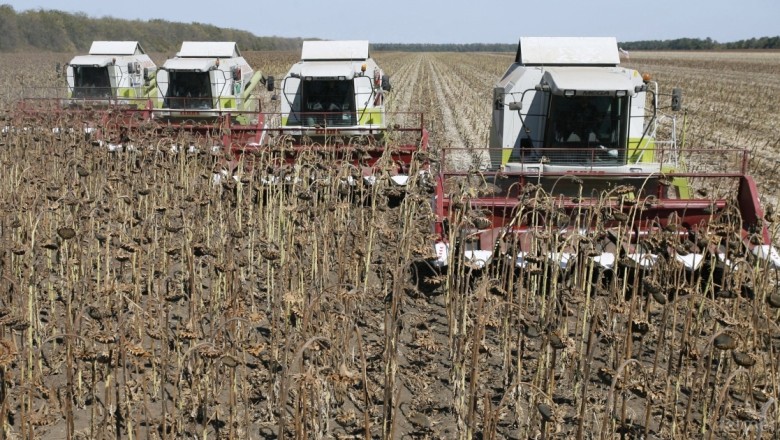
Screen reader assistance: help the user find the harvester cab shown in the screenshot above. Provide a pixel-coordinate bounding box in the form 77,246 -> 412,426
489,37 -> 663,188
65,41 -> 158,108
264,40 -> 425,186
280,40 -> 390,138
156,41 -> 272,124
433,36 -> 780,277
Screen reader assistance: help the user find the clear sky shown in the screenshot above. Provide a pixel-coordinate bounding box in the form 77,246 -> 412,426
3,0 -> 778,44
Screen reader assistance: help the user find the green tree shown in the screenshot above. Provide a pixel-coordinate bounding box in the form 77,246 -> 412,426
0,5 -> 21,50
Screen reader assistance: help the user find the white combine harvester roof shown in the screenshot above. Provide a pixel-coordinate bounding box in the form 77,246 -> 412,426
176,42 -> 241,58
69,41 -> 148,67
88,41 -> 146,56
162,58 -> 217,72
301,40 -> 370,61
516,37 -> 620,66
68,55 -> 115,67
497,37 -> 633,98
542,67 -> 636,95
162,41 -> 243,72
70,41 -> 146,67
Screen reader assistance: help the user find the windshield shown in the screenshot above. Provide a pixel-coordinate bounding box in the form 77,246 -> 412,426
301,80 -> 356,126
73,66 -> 112,99
545,95 -> 627,149
165,71 -> 213,109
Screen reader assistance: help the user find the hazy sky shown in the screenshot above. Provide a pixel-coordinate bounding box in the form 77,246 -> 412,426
3,0 -> 778,44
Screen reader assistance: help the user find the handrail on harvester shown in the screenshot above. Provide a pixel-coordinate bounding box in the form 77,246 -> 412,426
439,146 -> 750,176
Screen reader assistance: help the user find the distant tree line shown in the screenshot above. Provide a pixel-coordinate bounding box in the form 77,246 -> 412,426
377,37 -> 780,52
0,5 -> 304,52
1,5 -> 778,53
620,36 -> 780,50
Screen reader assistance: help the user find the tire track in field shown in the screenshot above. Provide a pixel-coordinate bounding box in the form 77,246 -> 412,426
374,52 -> 432,148
431,54 -> 493,148
383,53 -> 422,114
382,53 -> 424,129
425,54 -> 489,170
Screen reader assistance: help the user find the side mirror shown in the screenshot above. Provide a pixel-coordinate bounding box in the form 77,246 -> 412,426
493,90 -> 503,110
381,75 -> 391,92
671,88 -> 683,111
55,63 -> 61,77
143,67 -> 155,84
266,75 -> 275,92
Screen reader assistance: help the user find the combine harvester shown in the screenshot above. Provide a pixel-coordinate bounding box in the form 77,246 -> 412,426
433,37 -> 780,281
279,40 -> 390,135
154,41 -> 274,152
270,40 -> 426,185
11,41 -> 159,142
63,41 -> 159,108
